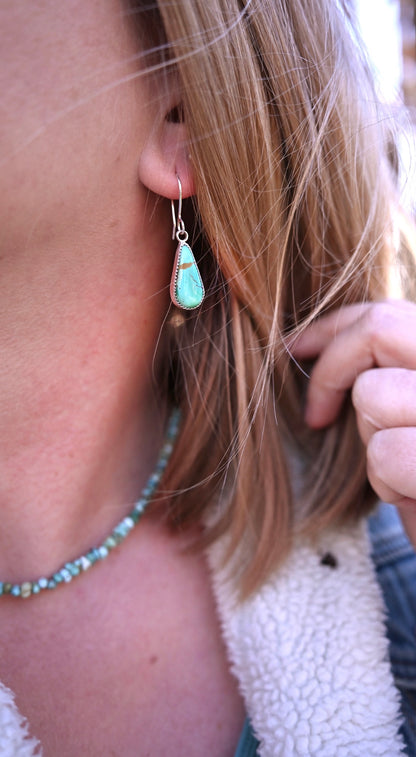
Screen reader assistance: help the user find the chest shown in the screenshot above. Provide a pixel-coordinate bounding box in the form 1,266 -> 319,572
0,526 -> 244,756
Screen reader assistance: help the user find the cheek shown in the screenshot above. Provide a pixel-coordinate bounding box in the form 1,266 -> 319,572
0,2 -> 90,157
0,111 -> 124,255
0,0 -> 152,244
0,123 -> 154,264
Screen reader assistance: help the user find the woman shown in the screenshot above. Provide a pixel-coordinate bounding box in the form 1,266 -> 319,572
0,0 -> 415,754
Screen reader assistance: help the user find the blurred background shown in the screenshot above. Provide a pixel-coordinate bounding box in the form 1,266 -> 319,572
399,0 -> 416,109
353,0 -> 416,290
355,0 -> 416,210
353,0 -> 415,110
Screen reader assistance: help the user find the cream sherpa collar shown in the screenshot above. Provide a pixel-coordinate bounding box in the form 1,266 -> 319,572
208,521 -> 405,756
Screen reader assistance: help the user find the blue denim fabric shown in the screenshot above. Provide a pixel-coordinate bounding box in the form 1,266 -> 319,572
368,503 -> 416,756
234,718 -> 259,757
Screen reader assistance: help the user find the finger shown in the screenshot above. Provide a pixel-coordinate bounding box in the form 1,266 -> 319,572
304,302 -> 416,427
289,303 -> 370,358
352,368 -> 416,445
367,427 -> 416,505
290,299 -> 415,360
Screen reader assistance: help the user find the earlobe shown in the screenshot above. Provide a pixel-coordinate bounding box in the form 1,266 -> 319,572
138,110 -> 195,200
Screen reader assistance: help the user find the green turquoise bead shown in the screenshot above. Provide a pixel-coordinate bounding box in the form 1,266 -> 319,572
114,523 -> 128,538
172,243 -> 204,309
60,568 -> 72,582
65,562 -> 80,577
148,473 -> 160,489
77,557 -> 91,571
134,500 -> 146,515
103,536 -> 117,550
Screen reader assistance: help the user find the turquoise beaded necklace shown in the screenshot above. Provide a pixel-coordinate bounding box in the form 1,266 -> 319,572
0,408 -> 180,599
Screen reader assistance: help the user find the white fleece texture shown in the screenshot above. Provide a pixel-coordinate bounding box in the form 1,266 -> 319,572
208,521 -> 405,757
0,683 -> 40,756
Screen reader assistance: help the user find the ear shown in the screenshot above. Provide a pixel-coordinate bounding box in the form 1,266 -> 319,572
138,103 -> 195,201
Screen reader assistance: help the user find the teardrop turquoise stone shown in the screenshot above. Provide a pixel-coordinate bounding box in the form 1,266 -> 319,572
174,243 -> 204,309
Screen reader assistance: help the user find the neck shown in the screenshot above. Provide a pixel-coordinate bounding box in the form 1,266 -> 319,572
0,201 -> 172,583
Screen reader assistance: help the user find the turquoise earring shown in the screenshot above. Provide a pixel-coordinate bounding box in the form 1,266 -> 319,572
170,176 -> 205,310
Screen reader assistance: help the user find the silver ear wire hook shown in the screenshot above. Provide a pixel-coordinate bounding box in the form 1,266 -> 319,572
169,173 -> 204,309
171,175 -> 183,240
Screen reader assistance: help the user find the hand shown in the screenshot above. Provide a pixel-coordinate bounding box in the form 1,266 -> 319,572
290,300 -> 416,548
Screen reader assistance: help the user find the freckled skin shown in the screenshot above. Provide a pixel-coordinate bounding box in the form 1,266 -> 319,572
0,3 -> 242,752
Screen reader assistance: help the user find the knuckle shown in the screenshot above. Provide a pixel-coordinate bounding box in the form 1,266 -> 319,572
364,302 -> 394,342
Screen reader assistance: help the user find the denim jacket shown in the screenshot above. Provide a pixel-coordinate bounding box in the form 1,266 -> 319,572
369,503 -> 416,756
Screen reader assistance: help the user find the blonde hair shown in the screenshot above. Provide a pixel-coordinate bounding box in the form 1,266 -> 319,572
132,0 -> 408,593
